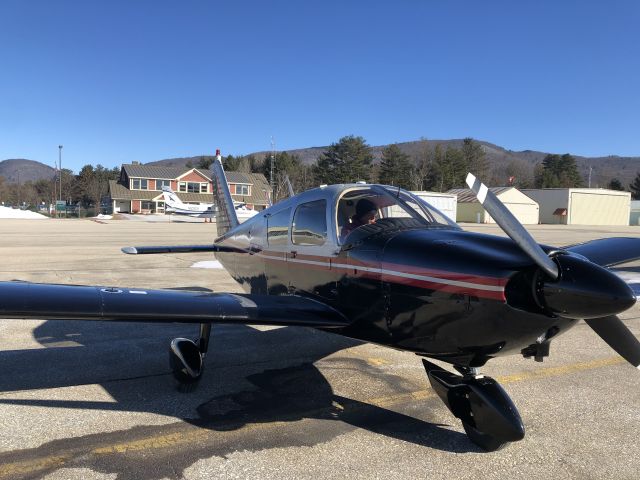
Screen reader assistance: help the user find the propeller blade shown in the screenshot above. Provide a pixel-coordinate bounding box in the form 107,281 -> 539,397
585,316 -> 640,369
465,173 -> 559,280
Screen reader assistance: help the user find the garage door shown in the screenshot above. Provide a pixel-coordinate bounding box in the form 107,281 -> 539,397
570,193 -> 629,225
486,203 -> 539,224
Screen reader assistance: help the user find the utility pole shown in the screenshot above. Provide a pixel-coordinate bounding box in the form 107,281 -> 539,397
53,163 -> 57,204
588,166 -> 593,188
58,145 -> 63,201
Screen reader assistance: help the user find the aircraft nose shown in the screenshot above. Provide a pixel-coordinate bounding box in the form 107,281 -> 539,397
541,254 -> 636,320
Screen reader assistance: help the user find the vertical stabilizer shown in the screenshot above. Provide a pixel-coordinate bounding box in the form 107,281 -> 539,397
161,186 -> 185,208
211,150 -> 239,237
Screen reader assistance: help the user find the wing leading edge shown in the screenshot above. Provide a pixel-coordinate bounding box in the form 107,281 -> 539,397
564,237 -> 640,267
0,281 -> 348,328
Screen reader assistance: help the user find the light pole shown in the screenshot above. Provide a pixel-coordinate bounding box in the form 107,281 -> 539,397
58,145 -> 63,202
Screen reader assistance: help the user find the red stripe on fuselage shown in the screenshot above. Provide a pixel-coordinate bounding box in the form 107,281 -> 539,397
254,249 -> 508,301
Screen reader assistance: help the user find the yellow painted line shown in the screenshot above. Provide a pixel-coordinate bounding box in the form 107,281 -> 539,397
496,356 -> 626,384
369,389 -> 436,408
368,356 -> 627,409
92,430 -> 209,454
0,355 -> 628,478
0,455 -> 69,477
366,357 -> 389,367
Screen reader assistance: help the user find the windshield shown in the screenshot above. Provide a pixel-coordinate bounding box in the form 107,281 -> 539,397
336,185 -> 459,244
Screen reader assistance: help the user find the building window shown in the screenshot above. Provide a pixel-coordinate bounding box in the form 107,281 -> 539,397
236,184 -> 250,196
200,183 -> 209,193
141,201 -> 153,211
267,208 -> 291,246
155,179 -> 170,190
132,178 -> 148,190
179,182 -> 205,193
292,200 -> 327,246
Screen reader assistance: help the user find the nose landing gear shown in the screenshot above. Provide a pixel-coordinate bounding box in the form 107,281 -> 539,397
170,323 -> 212,391
422,359 -> 525,451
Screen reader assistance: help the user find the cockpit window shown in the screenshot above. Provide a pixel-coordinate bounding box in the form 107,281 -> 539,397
267,207 -> 291,246
337,186 -> 459,244
292,200 -> 327,246
382,186 -> 456,227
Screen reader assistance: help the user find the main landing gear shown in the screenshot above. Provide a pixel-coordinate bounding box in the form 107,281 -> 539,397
169,323 -> 212,390
422,359 -> 525,451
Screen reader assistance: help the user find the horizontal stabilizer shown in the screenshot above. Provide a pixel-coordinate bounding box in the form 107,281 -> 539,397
121,244 -> 245,255
565,237 -> 640,267
0,281 -> 349,328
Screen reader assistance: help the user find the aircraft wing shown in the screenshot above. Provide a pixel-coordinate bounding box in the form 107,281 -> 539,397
0,281 -> 349,328
564,237 -> 640,267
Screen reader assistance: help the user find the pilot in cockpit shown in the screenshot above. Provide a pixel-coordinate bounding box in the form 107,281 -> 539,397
340,198 -> 377,240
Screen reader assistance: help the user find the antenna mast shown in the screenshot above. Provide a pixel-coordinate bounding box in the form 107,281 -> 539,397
270,136 -> 275,194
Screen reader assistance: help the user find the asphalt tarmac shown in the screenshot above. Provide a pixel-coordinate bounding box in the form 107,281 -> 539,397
0,218 -> 638,480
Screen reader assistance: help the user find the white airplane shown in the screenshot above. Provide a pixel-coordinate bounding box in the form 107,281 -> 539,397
161,185 -> 258,221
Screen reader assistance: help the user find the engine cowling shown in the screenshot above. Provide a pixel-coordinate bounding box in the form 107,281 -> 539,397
536,254 -> 636,320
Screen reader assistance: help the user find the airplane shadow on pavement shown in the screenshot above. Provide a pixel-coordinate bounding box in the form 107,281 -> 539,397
0,293 -> 473,479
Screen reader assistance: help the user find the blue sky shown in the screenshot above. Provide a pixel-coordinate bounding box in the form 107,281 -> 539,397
1,1 -> 639,172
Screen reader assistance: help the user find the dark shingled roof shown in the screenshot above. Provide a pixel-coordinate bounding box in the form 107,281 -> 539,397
228,172 -> 271,206
109,181 -> 159,200
122,164 -> 210,180
446,186 -> 513,203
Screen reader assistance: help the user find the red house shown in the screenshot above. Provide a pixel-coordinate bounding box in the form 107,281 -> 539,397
108,163 -> 271,214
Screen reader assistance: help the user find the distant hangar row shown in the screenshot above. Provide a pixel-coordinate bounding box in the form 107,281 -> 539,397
421,187 -> 637,226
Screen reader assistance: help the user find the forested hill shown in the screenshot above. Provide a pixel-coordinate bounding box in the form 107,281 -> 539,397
0,159 -> 55,183
148,139 -> 640,189
3,139 -> 640,188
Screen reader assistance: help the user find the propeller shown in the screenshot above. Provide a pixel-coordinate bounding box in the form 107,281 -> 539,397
466,173 -> 558,280
585,316 -> 640,369
465,173 -> 640,369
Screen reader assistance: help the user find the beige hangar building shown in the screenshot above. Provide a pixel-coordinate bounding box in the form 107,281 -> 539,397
521,188 -> 631,225
447,187 -> 540,224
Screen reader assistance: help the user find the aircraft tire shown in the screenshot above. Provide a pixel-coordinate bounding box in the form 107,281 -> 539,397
462,422 -> 508,452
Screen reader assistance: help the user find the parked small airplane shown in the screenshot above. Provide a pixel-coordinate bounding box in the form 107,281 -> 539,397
161,185 -> 215,217
162,185 -> 258,221
0,153 -> 639,451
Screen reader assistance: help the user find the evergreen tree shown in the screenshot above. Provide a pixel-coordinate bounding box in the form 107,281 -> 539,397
607,178 -> 624,191
630,172 -> 640,200
314,135 -> 373,184
197,156 -> 215,170
224,154 -> 240,171
461,138 -> 488,179
426,144 -> 467,191
537,154 -> 583,188
378,144 -> 413,188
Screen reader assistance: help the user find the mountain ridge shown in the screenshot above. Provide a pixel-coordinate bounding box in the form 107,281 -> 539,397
3,139 -> 640,187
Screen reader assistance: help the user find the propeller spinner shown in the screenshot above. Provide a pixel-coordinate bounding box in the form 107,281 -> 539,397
465,173 -> 639,369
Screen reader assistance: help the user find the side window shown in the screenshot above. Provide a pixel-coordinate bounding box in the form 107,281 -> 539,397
292,200 -> 327,246
267,208 -> 291,246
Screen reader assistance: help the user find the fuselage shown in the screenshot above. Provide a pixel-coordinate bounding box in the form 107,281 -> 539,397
214,184 -> 577,367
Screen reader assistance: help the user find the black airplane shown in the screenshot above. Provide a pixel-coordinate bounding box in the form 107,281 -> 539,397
1,154 -> 639,451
